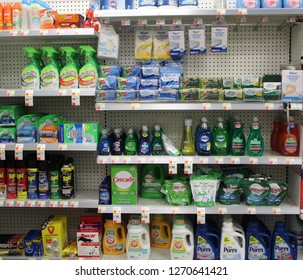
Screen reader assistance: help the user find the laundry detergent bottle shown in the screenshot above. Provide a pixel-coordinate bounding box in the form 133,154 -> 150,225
246,117 -> 264,157
230,116 -> 246,156
141,164 -> 165,199
272,221 -> 297,260
151,214 -> 171,249
195,118 -> 212,156
103,217 -> 126,255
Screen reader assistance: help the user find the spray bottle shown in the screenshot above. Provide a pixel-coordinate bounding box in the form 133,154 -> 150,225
27,159 -> 39,199
40,47 -> 60,89
79,46 -> 98,88
61,160 -> 74,199
38,160 -> 49,199
59,46 -> 79,89
16,161 -> 27,200
0,161 -> 6,199
22,47 -> 41,90
6,159 -> 16,199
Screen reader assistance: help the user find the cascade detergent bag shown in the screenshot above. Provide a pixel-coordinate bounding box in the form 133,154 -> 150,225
241,179 -> 270,206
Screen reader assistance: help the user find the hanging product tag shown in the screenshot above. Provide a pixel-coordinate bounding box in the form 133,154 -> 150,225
168,27 -> 186,61
211,23 -> 228,53
71,90 -> 80,106
184,157 -> 193,174
15,144 -> 24,160
37,144 -> 45,161
141,207 -> 150,224
197,207 -> 206,224
0,144 -> 6,161
113,207 -> 122,223
188,25 -> 206,55
169,158 -> 178,174
25,90 -> 34,106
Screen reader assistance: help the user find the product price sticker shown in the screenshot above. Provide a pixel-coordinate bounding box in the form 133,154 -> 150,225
49,201 -> 59,208
0,144 -> 6,161
194,17 -> 203,25
156,18 -> 165,26
231,157 -> 240,164
95,103 -> 106,111
272,207 -> 281,215
247,207 -> 256,214
199,157 -> 208,164
238,8 -> 247,15
100,18 -> 110,24
20,30 -> 29,36
290,103 -> 302,110
25,90 -> 34,107
58,144 -> 67,151
138,19 -> 147,26
218,207 -> 227,214
6,90 -> 15,97
16,201 -> 25,207
58,89 -> 68,96
222,103 -> 231,110
98,205 -> 107,213
249,157 -> 258,164
0,201 -> 3,207
269,157 -> 278,165
5,200 -> 15,207
184,158 -> 193,175
59,201 -> 69,208
168,158 -> 177,175
173,18 -> 182,26
121,18 -> 131,26
71,92 -> 80,106
287,17 -> 296,23
97,156 -> 108,164
9,30 -> 19,36
111,157 -> 121,164
27,200 -> 36,207
56,29 -> 64,35
150,157 -> 159,164
215,157 -> 224,164
37,144 -> 45,161
136,157 -> 146,164
197,207 -> 205,224
237,15 -> 246,23
40,30 -> 48,36
141,207 -> 150,224
265,103 -> 274,110
171,207 -> 180,214
202,103 -> 211,110
216,9 -> 226,15
131,103 -> 140,110
37,200 -> 46,207
286,158 -> 295,165
15,144 -> 24,161
122,156 -> 132,164
70,200 -> 79,208
113,207 -> 122,223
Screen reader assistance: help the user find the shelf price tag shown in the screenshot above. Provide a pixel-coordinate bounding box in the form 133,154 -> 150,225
6,90 -> 15,96
184,157 -> 193,175
100,18 -> 110,24
269,157 -> 278,165
0,144 -> 6,161
286,17 -> 296,23
197,207 -> 206,224
194,17 -> 203,25
218,207 -> 227,214
202,103 -> 211,110
171,207 -> 180,214
216,9 -> 226,15
70,200 -> 79,208
40,29 -> 48,35
9,30 -> 19,36
20,30 -> 29,36
58,144 -> 67,151
249,157 -> 258,164
95,103 -> 106,111
156,18 -> 165,26
71,90 -> 80,106
121,18 -> 131,26
286,158 -> 295,165
37,144 -> 45,161
290,103 -> 302,110
15,144 -> 24,161
27,200 -> 36,207
199,157 -> 208,164
131,103 -> 140,110
49,201 -> 59,208
111,157 -> 121,164
173,18 -> 182,26
272,207 -> 281,215
25,90 -> 34,107
247,207 -> 256,215
122,156 -> 132,164
16,201 -> 25,207
113,207 -> 122,223
97,156 -> 108,164
5,200 -> 15,207
98,205 -> 107,213
58,89 -> 67,96
215,157 -> 224,164
0,201 -> 3,207
138,19 -> 147,26
141,207 -> 150,224
150,157 -> 159,164
37,200 -> 46,207
238,8 -> 247,15
59,201 -> 69,208
265,103 -> 274,110
223,103 -> 231,110
168,158 -> 177,174
136,157 -> 146,164
231,157 -> 240,164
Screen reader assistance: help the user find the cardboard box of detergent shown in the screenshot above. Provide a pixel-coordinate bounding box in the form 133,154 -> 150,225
111,165 -> 138,205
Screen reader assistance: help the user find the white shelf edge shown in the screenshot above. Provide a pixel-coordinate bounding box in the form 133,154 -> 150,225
0,89 -> 95,97
3,143 -> 97,151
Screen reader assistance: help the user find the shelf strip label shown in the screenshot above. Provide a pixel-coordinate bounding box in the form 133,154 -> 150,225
202,103 -> 211,110
6,90 -> 15,97
37,144 -> 45,161
272,207 -> 281,215
95,103 -> 106,111
0,144 -> 6,161
70,200 -> 79,208
113,207 -> 122,223
247,207 -> 256,215
98,205 -> 107,213
15,144 -> 24,161
27,200 -> 36,207
141,207 -> 150,224
169,158 -> 178,175
199,157 -> 208,164
249,157 -> 258,164
5,200 -> 15,207
0,200 -> 3,207
197,207 -> 206,224
37,200 -> 46,207
59,201 -> 69,208
184,157 -> 193,175
49,201 -> 59,208
16,200 -> 25,207
218,207 -> 227,214
25,90 -> 34,107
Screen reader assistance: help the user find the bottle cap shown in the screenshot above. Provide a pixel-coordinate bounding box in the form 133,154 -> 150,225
253,117 -> 258,122
142,125 -> 148,132
185,119 -> 193,126
114,127 -> 122,134
155,124 -> 161,131
102,128 -> 108,135
201,117 -> 207,123
218,117 -> 223,122
128,128 -> 134,134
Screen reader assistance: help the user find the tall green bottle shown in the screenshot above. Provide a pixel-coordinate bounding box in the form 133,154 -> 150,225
124,128 -> 137,155
230,116 -> 246,156
212,117 -> 229,156
152,124 -> 164,155
246,117 -> 264,157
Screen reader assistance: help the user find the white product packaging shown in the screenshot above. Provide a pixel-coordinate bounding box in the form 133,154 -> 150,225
211,25 -> 228,53
168,29 -> 186,59
282,70 -> 303,101
188,26 -> 206,55
97,25 -> 120,60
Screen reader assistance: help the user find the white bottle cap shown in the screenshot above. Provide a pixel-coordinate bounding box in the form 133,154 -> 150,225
115,128 -> 122,134
218,117 -> 223,122
142,125 -> 148,132
102,129 -> 108,135
222,221 -> 234,230
128,128 -> 134,134
185,119 -> 193,126
253,117 -> 258,122
202,117 -> 207,123
289,116 -> 294,122
155,124 -> 161,131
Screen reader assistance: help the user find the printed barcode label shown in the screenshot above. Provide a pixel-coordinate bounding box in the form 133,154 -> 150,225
113,207 -> 122,223
199,158 -> 208,164
169,159 -> 177,175
184,158 -> 193,175
15,144 -> 24,160
197,208 -> 206,224
5,200 -> 15,207
202,103 -> 211,110
98,205 -> 107,213
131,103 -> 140,110
37,144 -> 45,161
49,201 -> 59,208
141,207 -> 150,224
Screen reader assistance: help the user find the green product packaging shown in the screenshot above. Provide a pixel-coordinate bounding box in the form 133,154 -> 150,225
16,114 -> 41,143
141,165 -> 165,199
222,77 -> 234,89
199,78 -> 222,89
182,78 -> 200,89
263,82 -> 281,100
50,169 -> 61,200
241,179 -> 270,206
212,117 -> 229,156
0,127 -> 16,143
224,90 -> 243,101
266,182 -> 288,206
83,123 -> 100,144
79,46 -> 98,89
59,47 -> 79,89
217,184 -> 241,205
179,89 -> 199,101
162,179 -> 192,206
124,128 -> 137,155
243,88 -> 264,101
0,105 -> 26,126
241,76 -> 260,88
38,114 -> 64,143
190,174 -> 219,207
200,89 -> 222,101
60,123 -> 83,144
111,165 -> 138,205
233,77 -> 242,89
40,47 -> 60,89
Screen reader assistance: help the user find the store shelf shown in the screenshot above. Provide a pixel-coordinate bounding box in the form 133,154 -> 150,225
0,88 -> 95,97
97,152 -> 302,165
3,143 -> 97,152
95,101 -> 303,111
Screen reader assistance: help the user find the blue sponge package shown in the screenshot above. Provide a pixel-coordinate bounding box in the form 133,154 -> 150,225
97,77 -> 118,90
139,90 -> 159,101
160,76 -> 181,90
140,79 -> 159,90
99,66 -> 122,77
123,66 -> 141,77
142,67 -> 160,79
95,90 -> 116,101
159,89 -> 179,100
118,77 -> 140,90
116,90 -> 138,101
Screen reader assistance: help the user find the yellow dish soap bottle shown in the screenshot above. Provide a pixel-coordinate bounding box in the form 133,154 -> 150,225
180,119 -> 195,155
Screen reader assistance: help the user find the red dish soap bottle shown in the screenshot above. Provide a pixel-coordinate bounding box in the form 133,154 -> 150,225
280,116 -> 300,156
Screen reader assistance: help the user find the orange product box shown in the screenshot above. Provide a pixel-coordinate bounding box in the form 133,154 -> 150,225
57,14 -> 84,28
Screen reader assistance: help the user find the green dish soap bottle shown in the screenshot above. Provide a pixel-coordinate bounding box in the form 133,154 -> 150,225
212,117 -> 229,156
59,46 -> 79,89
40,47 -> 60,89
124,128 -> 138,155
79,46 -> 98,88
230,116 -> 246,156
247,117 -> 264,157
180,119 -> 195,156
141,164 -> 165,199
152,124 -> 164,156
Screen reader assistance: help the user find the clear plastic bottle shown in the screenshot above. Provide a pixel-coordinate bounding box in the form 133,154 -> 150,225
180,119 -> 195,156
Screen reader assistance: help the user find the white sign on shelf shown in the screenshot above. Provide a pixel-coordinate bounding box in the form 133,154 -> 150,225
15,144 -> 24,160
247,207 -> 256,215
49,201 -> 59,208
197,207 -> 205,224
156,18 -> 165,26
272,207 -> 281,215
27,200 -> 36,207
171,207 -> 180,214
222,103 -> 231,110
59,201 -> 69,208
121,18 -> 131,26
169,158 -> 178,175
269,157 -> 278,165
113,207 -> 122,223
202,103 -> 211,110
58,144 -> 67,151
138,19 -> 147,26
218,207 -> 227,214
58,89 -> 68,96
98,205 -> 107,213
194,17 -> 203,25
37,200 -> 46,207
131,103 -> 140,110
37,144 -> 46,161
215,157 -> 224,164
16,201 -> 25,207
70,200 -> 79,208
249,157 -> 258,164
97,156 -> 108,164
0,201 -> 3,206
6,90 -> 15,97
184,157 -> 193,175
199,157 -> 208,164
231,157 -> 240,164
5,200 -> 15,207
0,144 -> 6,161
238,8 -> 247,15
265,103 -> 274,110
141,207 -> 150,224
25,90 -> 34,107
95,103 -> 106,111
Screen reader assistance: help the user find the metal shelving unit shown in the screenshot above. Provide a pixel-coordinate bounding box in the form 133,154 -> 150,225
0,89 -> 95,97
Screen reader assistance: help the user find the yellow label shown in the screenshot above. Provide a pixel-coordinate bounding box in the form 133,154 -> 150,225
249,236 -> 259,244
198,236 -> 207,243
128,238 -> 142,250
276,235 -> 284,243
172,239 -> 186,253
224,236 -> 232,244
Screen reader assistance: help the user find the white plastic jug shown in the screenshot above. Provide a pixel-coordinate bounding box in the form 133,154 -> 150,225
220,221 -> 245,260
126,217 -> 150,260
223,215 -> 245,236
170,217 -> 194,260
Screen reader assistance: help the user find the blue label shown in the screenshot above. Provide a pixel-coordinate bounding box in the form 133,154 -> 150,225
28,171 -> 38,199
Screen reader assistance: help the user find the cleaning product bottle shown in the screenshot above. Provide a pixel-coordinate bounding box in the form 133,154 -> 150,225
112,128 -> 124,155
180,119 -> 195,156
124,128 -> 137,155
6,159 -> 16,199
152,124 -> 164,155
67,157 -> 75,197
246,117 -> 264,157
246,220 -> 271,260
0,4 -> 3,30
99,175 -> 111,205
126,216 -> 151,260
195,118 -> 212,156
21,47 -> 41,90
272,221 -> 297,260
270,118 -> 280,152
38,160 -> 49,199
212,117 -> 229,156
3,4 -> 12,30
40,47 -> 60,89
79,46 -> 98,88
21,0 -> 30,30
61,161 -> 73,199
194,222 -> 220,260
27,159 -> 38,199
12,2 -> 22,30
16,161 -> 27,200
98,129 -> 111,155
141,164 -> 165,199
230,116 -> 246,156
0,161 -> 6,199
280,116 -> 300,156
170,216 -> 194,260
59,46 -> 79,89
29,0 -> 51,30
220,221 -> 245,260
49,158 -> 61,200
138,125 -> 152,156
151,214 -> 171,249
287,215 -> 303,251
103,217 -> 126,255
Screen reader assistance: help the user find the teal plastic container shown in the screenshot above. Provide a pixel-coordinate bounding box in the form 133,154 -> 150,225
141,165 -> 165,199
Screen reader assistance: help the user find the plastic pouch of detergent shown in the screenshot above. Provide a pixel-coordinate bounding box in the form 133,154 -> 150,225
162,179 -> 192,206
118,77 -> 140,90
97,77 -> 118,90
123,66 -> 141,77
140,79 -> 159,90
266,182 -> 288,206
159,89 -> 179,101
99,66 -> 122,78
142,66 -> 160,79
241,179 -> 270,206
190,174 -> 219,207
135,30 -> 153,61
218,184 -> 241,205
139,90 -> 159,101
153,30 -> 170,61
160,76 -> 181,90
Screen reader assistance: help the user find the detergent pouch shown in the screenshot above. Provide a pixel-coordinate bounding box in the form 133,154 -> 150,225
135,30 -> 153,61
96,90 -> 116,101
190,174 -> 219,207
97,76 -> 118,90
168,29 -> 186,60
200,89 -> 221,100
153,30 -> 170,61
241,76 -> 260,88
241,179 -> 270,206
182,78 -> 199,89
116,90 -> 138,101
139,90 -> 159,101
140,79 -> 159,90
217,184 -> 241,205
266,182 -> 288,206
162,179 -> 192,206
189,27 -> 206,55
99,66 -> 122,78
159,89 -> 179,100
118,77 -> 140,90
211,25 -> 228,53
0,127 -> 16,143
224,90 -> 243,101
179,89 -> 199,100
243,88 -> 264,101
223,77 -> 234,89
123,66 -> 141,77
98,25 -> 119,60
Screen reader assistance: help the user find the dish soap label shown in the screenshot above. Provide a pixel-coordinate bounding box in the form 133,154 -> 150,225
274,235 -> 293,260
196,236 -> 215,260
222,237 -> 241,260
248,236 -> 268,260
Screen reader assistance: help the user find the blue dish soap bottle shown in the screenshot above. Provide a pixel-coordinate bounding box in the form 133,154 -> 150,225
139,125 -> 151,155
195,117 -> 212,156
112,128 -> 124,155
272,221 -> 297,260
98,129 -> 111,155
